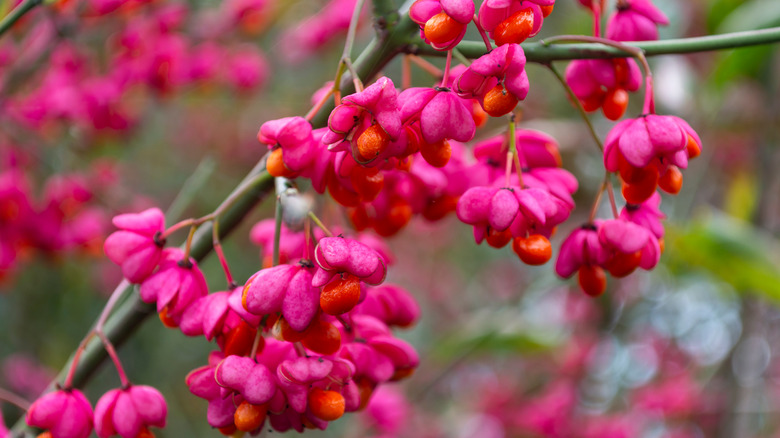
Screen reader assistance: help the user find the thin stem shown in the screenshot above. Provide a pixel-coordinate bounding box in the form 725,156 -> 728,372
606,176 -> 619,219
308,212 -> 333,237
273,193 -> 283,267
181,225 -> 198,262
507,113 -> 523,187
402,55 -> 411,89
342,0 -> 366,62
160,218 -> 196,240
333,61 -> 347,106
304,216 -> 312,260
546,63 -> 604,152
294,342 -> 308,358
408,54 -> 443,78
452,48 -> 472,66
305,88 -> 334,122
249,329 -> 263,358
63,280 -> 130,389
0,388 -> 30,411
0,0 -> 41,37
96,332 -> 129,388
642,73 -> 655,114
63,333 -> 95,389
343,57 -> 364,92
589,177 -> 609,223
473,15 -> 493,51
440,50 -> 453,87
334,0 -> 366,97
504,151 -> 513,187
412,26 -> 780,62
212,220 -> 234,288
592,1 -> 601,38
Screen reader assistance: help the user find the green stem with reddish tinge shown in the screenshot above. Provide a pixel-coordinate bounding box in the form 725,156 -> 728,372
546,63 -> 604,153
308,211 -> 334,237
0,388 -> 30,411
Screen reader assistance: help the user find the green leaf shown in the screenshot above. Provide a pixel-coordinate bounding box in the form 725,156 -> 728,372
716,0 -> 780,34
666,212 -> 780,300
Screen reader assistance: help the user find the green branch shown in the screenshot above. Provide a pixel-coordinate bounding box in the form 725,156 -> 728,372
0,0 -> 42,37
410,26 -> 780,62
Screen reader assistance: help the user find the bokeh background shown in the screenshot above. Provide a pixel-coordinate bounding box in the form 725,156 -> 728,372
2,0 -> 780,436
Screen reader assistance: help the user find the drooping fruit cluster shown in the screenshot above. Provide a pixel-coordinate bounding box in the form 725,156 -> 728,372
567,0 -> 669,120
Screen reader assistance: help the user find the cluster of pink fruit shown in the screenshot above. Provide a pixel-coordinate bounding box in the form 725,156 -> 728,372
22,203 -> 420,436
265,0 -> 701,297
2,0 -> 270,141
14,0 -> 708,436
0,150 -> 113,283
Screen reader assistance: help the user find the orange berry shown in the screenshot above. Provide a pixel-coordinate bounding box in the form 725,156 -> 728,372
302,320 -> 342,355
135,427 -> 155,438
605,251 -> 642,278
347,205 -> 370,231
266,148 -> 296,178
621,169 -> 659,204
512,234 -> 552,265
422,194 -> 459,221
581,90 -> 606,112
350,166 -> 384,202
391,367 -> 415,381
308,388 -> 346,422
396,157 -> 413,172
602,88 -> 628,121
385,199 -> 413,231
658,166 -> 683,194
493,8 -> 535,46
264,313 -> 280,331
321,274 -> 361,315
239,9 -> 266,35
234,401 -> 268,432
578,265 -> 607,297
617,154 -> 653,185
423,12 -> 465,46
357,378 -> 375,410
420,139 -> 451,168
482,85 -> 519,117
327,177 -> 361,207
686,134 -> 701,159
301,415 -> 317,429
373,199 -> 413,237
277,317 -> 309,342
485,227 -> 512,248
541,5 -> 554,16
404,126 -> 421,155
223,320 -> 258,357
471,100 -> 488,127
356,124 -> 391,162
218,425 -> 237,436
158,306 -> 178,328
614,59 -> 631,84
